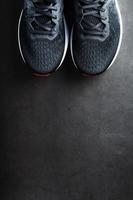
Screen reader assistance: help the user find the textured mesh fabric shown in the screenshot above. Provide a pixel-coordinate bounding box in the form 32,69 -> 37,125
20,9 -> 65,73
31,15 -> 54,33
80,0 -> 105,31
72,0 -> 121,74
33,1 -> 54,31
82,15 -> 104,31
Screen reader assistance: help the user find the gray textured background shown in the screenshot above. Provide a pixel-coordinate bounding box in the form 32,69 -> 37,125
0,0 -> 133,199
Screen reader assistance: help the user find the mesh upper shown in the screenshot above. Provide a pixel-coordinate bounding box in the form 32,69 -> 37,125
20,9 -> 65,73
72,0 -> 121,74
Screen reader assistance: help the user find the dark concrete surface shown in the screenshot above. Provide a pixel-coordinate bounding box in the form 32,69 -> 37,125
0,0 -> 133,199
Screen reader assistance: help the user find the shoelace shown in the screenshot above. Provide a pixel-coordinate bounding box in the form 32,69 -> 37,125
31,0 -> 59,34
79,0 -> 109,38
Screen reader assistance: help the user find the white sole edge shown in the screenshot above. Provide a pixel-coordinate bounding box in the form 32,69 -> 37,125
56,16 -> 69,71
18,10 -> 69,72
18,10 -> 26,63
70,0 -> 123,74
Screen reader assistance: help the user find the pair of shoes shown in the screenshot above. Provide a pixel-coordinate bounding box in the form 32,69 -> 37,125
18,0 -> 123,76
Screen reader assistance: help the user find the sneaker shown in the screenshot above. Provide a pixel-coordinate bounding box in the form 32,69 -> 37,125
71,0 -> 123,75
18,0 -> 68,76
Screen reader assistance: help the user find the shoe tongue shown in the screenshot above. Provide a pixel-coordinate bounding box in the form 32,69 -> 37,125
82,15 -> 102,30
34,0 -> 55,8
81,0 -> 104,31
33,0 -> 55,31
34,0 -> 56,4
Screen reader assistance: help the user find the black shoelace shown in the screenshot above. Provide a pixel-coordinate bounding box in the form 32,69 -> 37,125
79,0 -> 109,38
31,0 -> 59,34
